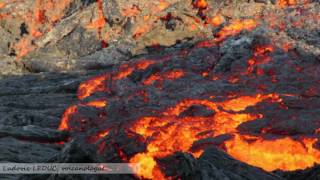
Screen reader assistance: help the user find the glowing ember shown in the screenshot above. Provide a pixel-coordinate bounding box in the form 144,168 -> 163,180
207,14 -> 225,26
0,2 -> 6,9
192,0 -> 208,9
277,0 -> 297,7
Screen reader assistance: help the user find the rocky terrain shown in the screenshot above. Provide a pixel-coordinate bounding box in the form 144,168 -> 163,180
0,0 -> 320,180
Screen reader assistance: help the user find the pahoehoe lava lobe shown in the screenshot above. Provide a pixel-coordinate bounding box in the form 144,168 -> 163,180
57,32 -> 320,179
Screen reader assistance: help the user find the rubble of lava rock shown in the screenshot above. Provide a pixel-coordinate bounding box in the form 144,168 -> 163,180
0,0 -> 320,180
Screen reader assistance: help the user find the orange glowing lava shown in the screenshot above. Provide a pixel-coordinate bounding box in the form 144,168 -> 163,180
208,14 -> 225,26
86,0 -> 106,30
246,45 -> 274,75
193,0 -> 208,9
78,60 -> 155,100
58,105 -> 78,130
277,0 -> 297,7
78,73 -> 110,100
84,99 -> 107,108
225,134 -> 320,171
128,94 -> 291,179
215,19 -> 258,42
0,2 -> 6,8
113,60 -> 156,80
143,69 -> 185,85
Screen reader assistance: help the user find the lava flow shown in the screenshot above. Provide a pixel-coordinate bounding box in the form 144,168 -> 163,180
214,19 -> 258,42
58,47 -> 320,179
54,1 -> 320,180
129,94 -> 282,179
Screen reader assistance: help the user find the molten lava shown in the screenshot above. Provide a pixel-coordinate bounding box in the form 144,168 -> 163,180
59,51 -> 320,179
215,19 -> 258,42
246,45 -> 274,75
225,134 -> 320,172
208,14 -> 225,27
193,0 -> 208,9
51,1 -> 320,179
58,105 -> 78,131
143,69 -> 185,85
77,60 -> 156,100
78,73 -> 110,100
277,0 -> 297,7
128,94 -> 303,179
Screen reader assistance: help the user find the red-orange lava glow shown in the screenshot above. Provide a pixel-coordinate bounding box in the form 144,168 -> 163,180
77,60 -> 156,100
0,2 -> 6,9
58,99 -> 107,131
58,105 -> 78,131
192,0 -> 208,9
207,14 -> 225,27
127,93 -> 318,179
246,45 -> 274,75
78,73 -> 110,100
225,134 -> 320,172
215,19 -> 258,42
86,0 -> 106,30
113,60 -> 156,80
143,69 -> 185,85
83,99 -> 108,108
277,0 -> 297,7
